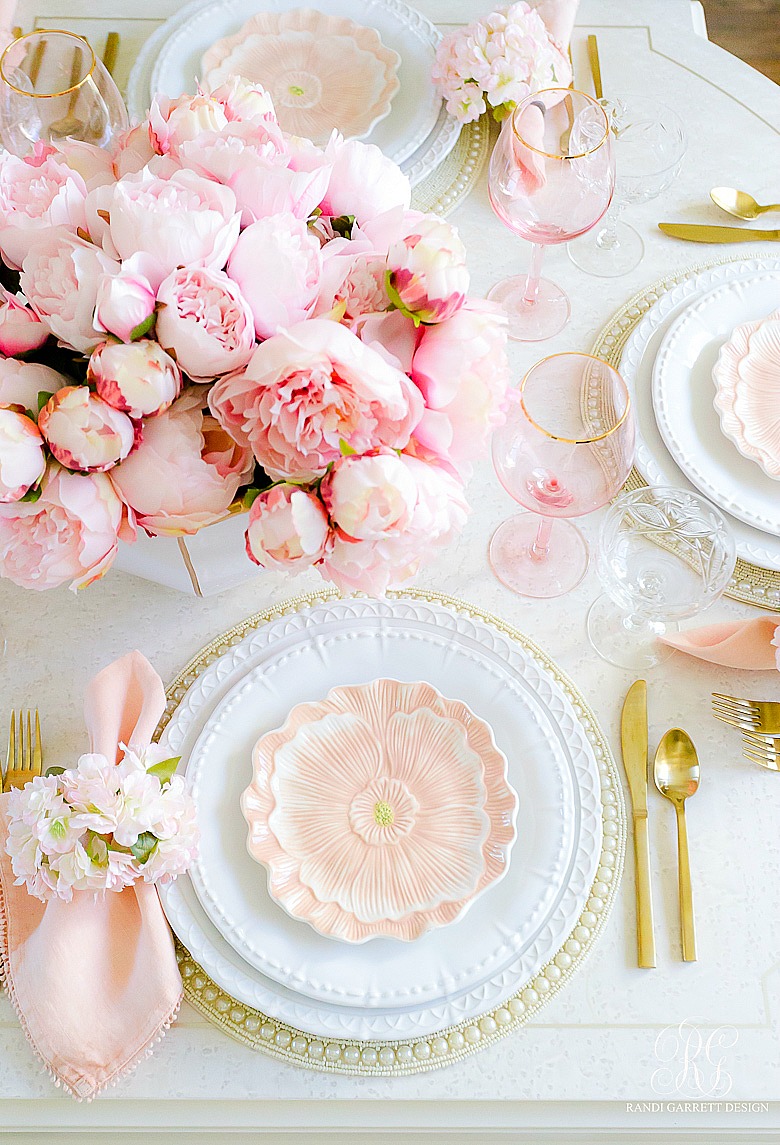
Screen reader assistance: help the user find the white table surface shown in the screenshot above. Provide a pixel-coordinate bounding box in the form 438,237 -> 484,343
3,0 -> 780,1140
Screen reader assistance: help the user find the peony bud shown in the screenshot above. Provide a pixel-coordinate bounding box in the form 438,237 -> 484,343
0,288 -> 49,357
386,214 -> 469,325
245,483 -> 331,571
88,341 -> 181,419
94,257 -> 157,343
38,385 -> 136,472
0,408 -> 46,502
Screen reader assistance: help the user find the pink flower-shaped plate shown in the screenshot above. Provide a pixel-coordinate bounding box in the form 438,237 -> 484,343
201,8 -> 401,146
713,307 -> 780,480
241,679 -> 518,943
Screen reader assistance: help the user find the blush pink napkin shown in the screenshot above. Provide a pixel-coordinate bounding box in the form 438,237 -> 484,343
0,651 -> 182,1100
660,616 -> 780,670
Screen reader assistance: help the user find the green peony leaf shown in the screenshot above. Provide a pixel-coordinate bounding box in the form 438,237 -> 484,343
338,439 -> 356,457
130,832 -> 158,864
130,313 -> 156,342
37,391 -> 51,412
44,765 -> 65,778
242,487 -> 261,510
19,484 -> 42,503
330,214 -> 356,239
147,756 -> 180,785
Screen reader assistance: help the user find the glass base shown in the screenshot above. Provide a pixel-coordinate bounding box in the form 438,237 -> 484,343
487,274 -> 570,341
567,221 -> 645,278
586,593 -> 678,669
489,513 -> 588,598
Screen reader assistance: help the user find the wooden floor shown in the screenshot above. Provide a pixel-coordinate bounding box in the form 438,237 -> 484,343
701,0 -> 780,84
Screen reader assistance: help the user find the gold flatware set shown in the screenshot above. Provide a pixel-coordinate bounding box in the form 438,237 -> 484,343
620,681 -> 700,968
1,710 -> 43,792
712,694 -> 780,772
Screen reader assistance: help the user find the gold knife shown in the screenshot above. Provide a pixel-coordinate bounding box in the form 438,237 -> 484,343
621,680 -> 656,968
659,222 -> 780,243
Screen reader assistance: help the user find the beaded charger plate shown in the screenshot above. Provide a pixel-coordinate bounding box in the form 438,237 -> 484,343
157,588 -> 626,1076
592,254 -> 780,611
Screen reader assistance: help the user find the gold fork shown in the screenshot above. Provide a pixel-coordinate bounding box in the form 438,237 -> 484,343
712,693 -> 780,735
3,710 -> 43,792
741,733 -> 780,773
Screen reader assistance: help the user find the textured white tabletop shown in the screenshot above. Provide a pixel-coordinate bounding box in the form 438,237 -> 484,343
2,0 -> 780,1138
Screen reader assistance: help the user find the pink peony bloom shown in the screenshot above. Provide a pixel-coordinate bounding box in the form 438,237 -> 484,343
0,287 -> 49,356
106,168 -> 240,289
320,135 -> 411,224
0,150 -> 88,269
226,213 -> 321,339
321,454 -> 469,594
94,253 -> 157,342
0,359 -> 66,412
231,159 -> 330,228
0,409 -> 46,502
205,75 -> 278,125
20,228 -> 117,353
88,341 -> 182,419
245,483 -> 330,571
315,232 -> 390,320
156,266 -> 255,382
111,389 -> 253,536
149,91 -> 229,157
411,301 -> 509,477
0,461 -> 124,590
387,214 -> 469,325
209,318 -> 423,481
110,123 -> 157,178
321,450 -> 418,541
38,385 -> 136,473
56,139 -> 116,191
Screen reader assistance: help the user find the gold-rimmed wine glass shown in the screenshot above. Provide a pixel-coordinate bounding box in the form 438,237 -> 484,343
0,29 -> 128,156
490,352 -> 635,598
487,88 -> 614,342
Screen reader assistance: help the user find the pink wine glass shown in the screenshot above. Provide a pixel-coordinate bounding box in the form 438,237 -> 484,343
488,88 -> 614,341
490,352 -> 635,598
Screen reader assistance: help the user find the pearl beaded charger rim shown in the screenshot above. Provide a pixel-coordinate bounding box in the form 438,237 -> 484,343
158,587 -> 626,1077
592,253 -> 780,611
242,678 -> 519,944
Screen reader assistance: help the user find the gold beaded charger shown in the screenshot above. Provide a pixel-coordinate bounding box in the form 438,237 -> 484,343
410,115 -> 489,217
592,254 -> 780,611
157,587 -> 626,1076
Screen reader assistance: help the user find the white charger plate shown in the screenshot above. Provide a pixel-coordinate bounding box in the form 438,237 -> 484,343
618,258 -> 780,572
126,0 -> 459,183
159,596 -> 602,1041
652,271 -> 780,536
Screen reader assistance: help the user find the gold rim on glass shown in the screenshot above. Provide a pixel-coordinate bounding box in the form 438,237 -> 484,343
0,29 -> 97,98
512,87 -> 610,160
519,351 -> 631,444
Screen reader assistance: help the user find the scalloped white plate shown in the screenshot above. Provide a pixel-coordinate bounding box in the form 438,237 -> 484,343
618,258 -> 780,572
159,597 -> 602,1041
127,0 -> 460,182
652,271 -> 780,535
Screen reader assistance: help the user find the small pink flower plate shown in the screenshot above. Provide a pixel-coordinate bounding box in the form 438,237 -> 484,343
201,8 -> 401,146
241,679 -> 519,943
713,308 -> 780,480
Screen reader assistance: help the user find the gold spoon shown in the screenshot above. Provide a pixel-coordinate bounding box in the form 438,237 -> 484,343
654,728 -> 699,962
710,187 -> 780,220
48,44 -> 87,141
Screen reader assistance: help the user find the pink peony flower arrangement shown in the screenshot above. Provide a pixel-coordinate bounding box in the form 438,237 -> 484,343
4,744 -> 199,902
432,2 -> 572,124
0,76 -> 508,595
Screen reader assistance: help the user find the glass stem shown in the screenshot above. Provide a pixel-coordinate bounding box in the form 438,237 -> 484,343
621,611 -> 664,637
522,243 -> 545,307
595,201 -> 625,251
529,516 -> 553,562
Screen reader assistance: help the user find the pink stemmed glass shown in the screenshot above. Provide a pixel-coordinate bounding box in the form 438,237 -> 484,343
490,353 -> 635,598
488,88 -> 614,341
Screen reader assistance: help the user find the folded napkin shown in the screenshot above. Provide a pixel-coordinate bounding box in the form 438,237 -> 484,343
660,616 -> 780,670
0,652 -> 182,1100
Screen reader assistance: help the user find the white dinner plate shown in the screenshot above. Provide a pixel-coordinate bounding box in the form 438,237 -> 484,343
159,596 -> 602,1041
652,271 -> 780,535
129,0 -> 445,166
618,258 -> 780,572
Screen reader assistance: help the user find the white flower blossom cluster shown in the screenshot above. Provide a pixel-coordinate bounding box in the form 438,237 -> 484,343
5,743 -> 198,902
432,2 -> 571,124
